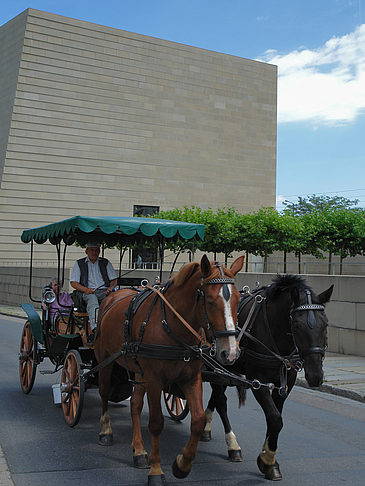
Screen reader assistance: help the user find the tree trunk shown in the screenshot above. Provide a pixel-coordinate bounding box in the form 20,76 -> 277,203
263,254 -> 268,272
298,251 -> 301,274
340,254 -> 344,275
245,250 -> 249,272
328,252 -> 333,275
283,250 -> 287,273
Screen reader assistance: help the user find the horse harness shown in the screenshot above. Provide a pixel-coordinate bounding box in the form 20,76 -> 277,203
236,286 -> 326,396
85,263 -> 239,382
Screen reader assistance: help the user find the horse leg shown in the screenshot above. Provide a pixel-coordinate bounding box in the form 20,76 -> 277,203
172,378 -> 206,479
98,363 -> 114,446
203,384 -> 242,461
131,382 -> 149,469
216,386 -> 242,462
201,383 -> 218,442
145,385 -> 166,485
257,370 -> 297,480
253,387 -> 283,481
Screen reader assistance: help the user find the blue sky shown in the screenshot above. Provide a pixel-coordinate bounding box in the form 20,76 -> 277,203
2,1 -> 364,209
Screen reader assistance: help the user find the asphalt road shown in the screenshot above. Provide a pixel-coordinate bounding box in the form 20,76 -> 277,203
1,315 -> 365,486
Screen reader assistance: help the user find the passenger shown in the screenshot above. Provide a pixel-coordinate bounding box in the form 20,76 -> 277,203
43,278 -> 73,322
70,242 -> 117,335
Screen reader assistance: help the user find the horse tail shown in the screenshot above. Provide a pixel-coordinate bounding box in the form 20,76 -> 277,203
236,385 -> 247,407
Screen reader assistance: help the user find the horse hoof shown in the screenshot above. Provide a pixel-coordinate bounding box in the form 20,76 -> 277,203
133,453 -> 149,469
200,430 -> 212,442
98,433 -> 113,446
228,449 -> 242,462
172,458 -> 190,479
147,474 -> 167,486
257,456 -> 282,481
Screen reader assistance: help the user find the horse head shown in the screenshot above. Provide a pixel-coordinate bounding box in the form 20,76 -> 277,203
174,255 -> 244,365
290,281 -> 333,387
200,255 -> 244,365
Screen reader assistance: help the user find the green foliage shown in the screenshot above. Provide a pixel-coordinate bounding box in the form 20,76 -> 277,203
303,208 -> 365,260
155,203 -> 365,271
283,194 -> 359,215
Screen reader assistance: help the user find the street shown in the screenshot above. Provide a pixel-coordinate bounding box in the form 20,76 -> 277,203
1,315 -> 364,486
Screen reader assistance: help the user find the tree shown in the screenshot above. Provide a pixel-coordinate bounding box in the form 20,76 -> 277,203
302,208 -> 365,274
234,208 -> 280,271
283,194 -> 359,215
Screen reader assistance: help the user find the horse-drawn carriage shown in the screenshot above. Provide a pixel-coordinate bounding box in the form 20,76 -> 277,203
19,215 -> 206,427
19,215 -> 333,484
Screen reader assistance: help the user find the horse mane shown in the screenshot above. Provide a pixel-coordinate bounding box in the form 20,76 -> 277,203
173,262 -> 200,287
266,274 -> 310,299
173,260 -> 229,288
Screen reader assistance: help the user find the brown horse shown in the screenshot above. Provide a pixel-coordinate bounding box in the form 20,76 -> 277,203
94,255 -> 244,485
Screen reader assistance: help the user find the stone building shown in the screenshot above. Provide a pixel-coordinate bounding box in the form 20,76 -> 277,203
0,9 -> 277,264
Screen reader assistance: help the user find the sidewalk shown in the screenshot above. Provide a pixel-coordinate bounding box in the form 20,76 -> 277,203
1,305 -> 364,404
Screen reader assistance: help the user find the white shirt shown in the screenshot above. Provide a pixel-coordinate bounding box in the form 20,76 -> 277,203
70,257 -> 116,289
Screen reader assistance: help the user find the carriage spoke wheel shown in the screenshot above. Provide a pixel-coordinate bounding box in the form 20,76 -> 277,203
164,388 -> 189,421
19,321 -> 38,394
61,350 -> 85,427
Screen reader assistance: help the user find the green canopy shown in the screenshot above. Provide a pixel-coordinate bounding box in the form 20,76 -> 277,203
21,215 -> 205,246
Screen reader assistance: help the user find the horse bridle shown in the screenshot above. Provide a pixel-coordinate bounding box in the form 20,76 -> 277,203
290,288 -> 326,358
198,262 -> 238,342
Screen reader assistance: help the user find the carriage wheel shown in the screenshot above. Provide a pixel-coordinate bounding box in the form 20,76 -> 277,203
61,350 -> 85,427
163,387 -> 189,421
19,321 -> 38,394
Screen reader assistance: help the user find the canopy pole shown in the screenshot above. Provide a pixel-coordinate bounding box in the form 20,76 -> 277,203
28,240 -> 37,303
58,242 -> 71,310
55,242 -> 61,305
159,236 -> 165,282
119,246 -> 122,277
61,243 -> 67,287
118,247 -> 126,277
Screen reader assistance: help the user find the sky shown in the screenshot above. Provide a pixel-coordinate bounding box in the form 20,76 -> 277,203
1,0 -> 364,210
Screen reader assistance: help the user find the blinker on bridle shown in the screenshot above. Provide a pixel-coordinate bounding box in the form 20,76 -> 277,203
205,262 -> 234,301
291,289 -> 325,329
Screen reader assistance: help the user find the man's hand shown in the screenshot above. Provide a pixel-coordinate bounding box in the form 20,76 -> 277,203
106,287 -> 114,295
84,288 -> 95,295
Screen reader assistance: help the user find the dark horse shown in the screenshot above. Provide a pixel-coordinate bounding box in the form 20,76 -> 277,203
94,255 -> 244,485
203,274 -> 333,481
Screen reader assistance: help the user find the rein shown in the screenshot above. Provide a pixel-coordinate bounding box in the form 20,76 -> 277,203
145,284 -> 211,347
237,289 -> 301,371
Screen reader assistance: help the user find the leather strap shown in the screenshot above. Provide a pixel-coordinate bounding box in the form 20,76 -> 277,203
145,284 -> 210,347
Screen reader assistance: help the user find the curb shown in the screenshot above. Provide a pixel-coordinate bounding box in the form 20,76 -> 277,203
0,312 -> 25,319
0,445 -> 14,486
295,377 -> 365,404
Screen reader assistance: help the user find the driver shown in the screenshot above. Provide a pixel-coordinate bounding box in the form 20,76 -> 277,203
70,242 -> 117,337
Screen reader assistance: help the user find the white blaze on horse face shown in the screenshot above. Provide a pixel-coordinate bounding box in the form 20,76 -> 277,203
219,285 -> 237,362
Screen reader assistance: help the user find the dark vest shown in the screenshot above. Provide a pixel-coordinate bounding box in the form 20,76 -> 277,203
77,257 -> 111,288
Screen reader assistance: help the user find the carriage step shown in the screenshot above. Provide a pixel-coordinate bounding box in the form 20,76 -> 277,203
40,370 -> 57,375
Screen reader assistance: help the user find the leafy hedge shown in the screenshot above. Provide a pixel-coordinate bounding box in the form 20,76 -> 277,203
155,206 -> 365,274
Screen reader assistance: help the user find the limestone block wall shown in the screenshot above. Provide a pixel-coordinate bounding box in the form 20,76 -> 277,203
0,9 -> 277,264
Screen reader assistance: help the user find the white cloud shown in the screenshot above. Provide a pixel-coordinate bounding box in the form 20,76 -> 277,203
276,195 -> 286,210
259,24 -> 365,125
